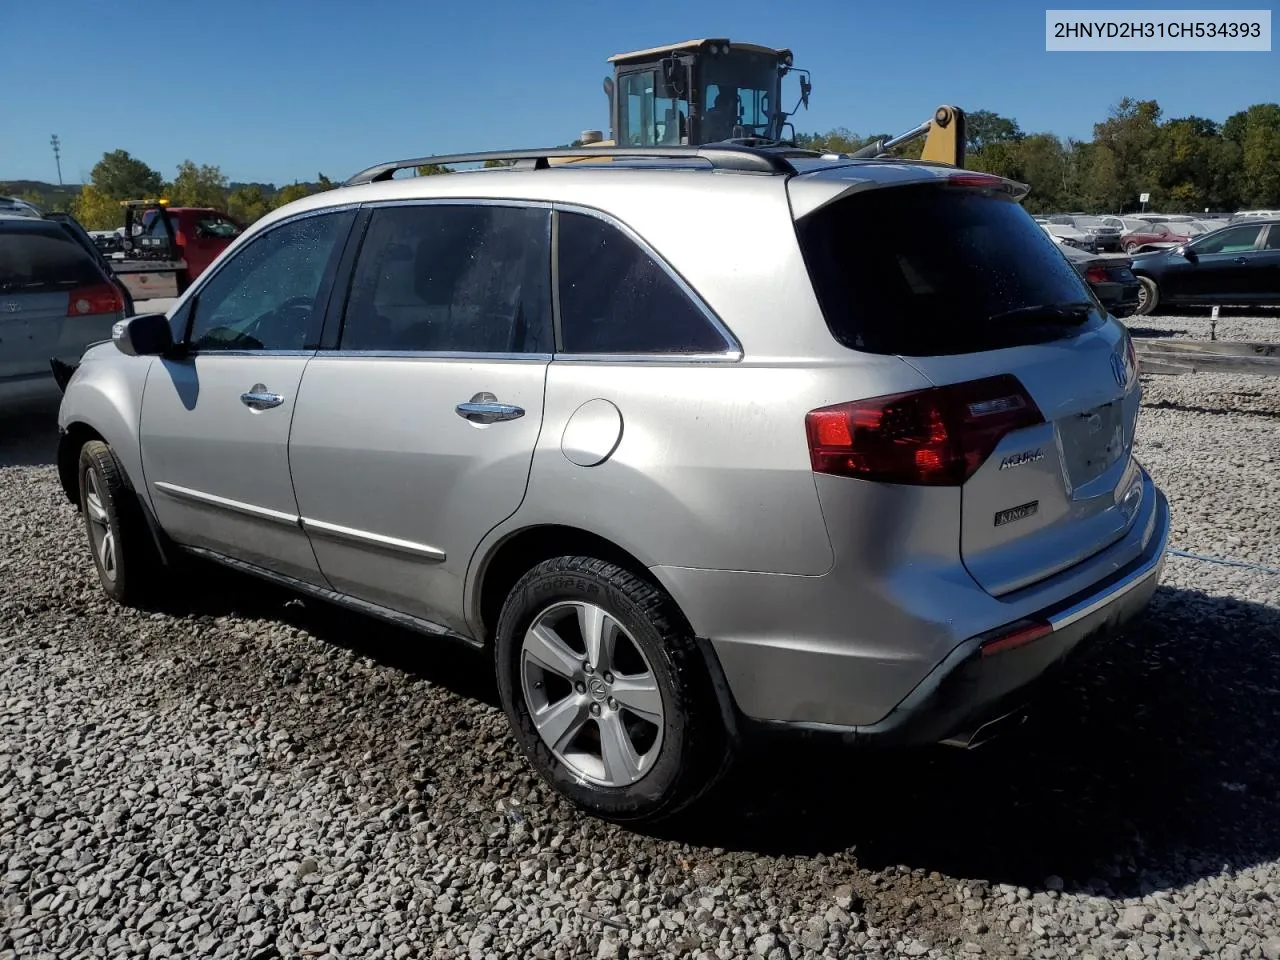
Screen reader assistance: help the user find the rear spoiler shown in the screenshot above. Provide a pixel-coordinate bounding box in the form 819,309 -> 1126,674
786,166 -> 1030,221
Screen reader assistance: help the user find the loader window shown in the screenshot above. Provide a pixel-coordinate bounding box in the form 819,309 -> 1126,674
796,183 -> 1099,356
618,71 -> 689,146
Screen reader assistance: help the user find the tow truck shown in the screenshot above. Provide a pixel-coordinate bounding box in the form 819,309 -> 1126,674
107,198 -> 244,301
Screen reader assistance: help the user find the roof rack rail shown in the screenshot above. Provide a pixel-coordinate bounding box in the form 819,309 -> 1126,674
343,144 -> 807,186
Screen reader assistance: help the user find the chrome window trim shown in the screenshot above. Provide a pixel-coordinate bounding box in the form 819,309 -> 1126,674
312,196 -> 743,365
311,351 -> 552,362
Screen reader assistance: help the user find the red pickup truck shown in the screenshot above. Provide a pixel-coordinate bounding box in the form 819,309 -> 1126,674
109,201 -> 245,301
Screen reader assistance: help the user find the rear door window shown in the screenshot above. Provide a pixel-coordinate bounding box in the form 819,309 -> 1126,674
0,225 -> 103,293
339,203 -> 552,354
556,210 -> 730,355
794,184 -> 1097,356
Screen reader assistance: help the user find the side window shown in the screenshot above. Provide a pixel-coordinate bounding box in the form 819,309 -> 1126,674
147,214 -> 171,239
1194,224 -> 1262,255
339,203 -> 552,354
186,210 -> 350,352
1264,227 -> 1280,251
556,210 -> 729,355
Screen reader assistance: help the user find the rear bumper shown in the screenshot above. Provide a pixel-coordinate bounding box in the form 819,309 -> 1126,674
743,485 -> 1170,748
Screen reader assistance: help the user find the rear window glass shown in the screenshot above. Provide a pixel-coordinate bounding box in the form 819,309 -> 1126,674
795,184 -> 1098,356
0,226 -> 102,292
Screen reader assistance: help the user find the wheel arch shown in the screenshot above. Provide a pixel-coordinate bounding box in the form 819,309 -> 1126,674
57,421 -> 106,505
470,524 -> 664,645
475,523 -> 744,750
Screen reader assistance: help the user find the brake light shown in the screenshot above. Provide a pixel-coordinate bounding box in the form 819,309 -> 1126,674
1084,265 -> 1109,283
947,173 -> 1004,189
67,283 -> 124,317
805,375 -> 1044,486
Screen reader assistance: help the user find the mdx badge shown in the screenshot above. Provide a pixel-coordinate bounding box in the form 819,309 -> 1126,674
999,448 -> 1043,470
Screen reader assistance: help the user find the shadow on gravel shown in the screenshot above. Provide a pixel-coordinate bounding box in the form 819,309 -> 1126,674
0,397 -> 60,467
656,584 -> 1280,897
155,559 -> 499,709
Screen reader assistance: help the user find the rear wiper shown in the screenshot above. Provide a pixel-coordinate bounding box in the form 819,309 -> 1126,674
985,301 -> 1094,326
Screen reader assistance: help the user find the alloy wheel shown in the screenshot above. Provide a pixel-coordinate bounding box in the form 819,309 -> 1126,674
520,600 -> 665,787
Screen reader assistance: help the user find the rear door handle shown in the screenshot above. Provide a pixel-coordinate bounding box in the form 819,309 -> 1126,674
241,385 -> 285,410
456,392 -> 525,424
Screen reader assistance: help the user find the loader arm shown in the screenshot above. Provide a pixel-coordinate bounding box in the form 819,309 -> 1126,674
852,105 -> 967,168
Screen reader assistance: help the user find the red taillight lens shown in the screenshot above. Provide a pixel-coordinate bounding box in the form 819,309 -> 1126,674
1084,265 -> 1109,283
805,375 -> 1044,486
979,619 -> 1053,657
67,283 -> 125,317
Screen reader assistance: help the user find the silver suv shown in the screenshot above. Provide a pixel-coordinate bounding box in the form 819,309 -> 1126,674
54,145 -> 1171,823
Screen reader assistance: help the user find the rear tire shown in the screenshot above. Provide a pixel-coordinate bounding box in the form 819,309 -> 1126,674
1135,276 -> 1159,316
77,440 -> 164,607
494,556 -> 730,823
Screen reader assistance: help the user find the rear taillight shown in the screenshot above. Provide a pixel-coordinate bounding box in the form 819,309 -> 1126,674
67,283 -> 124,317
805,375 -> 1045,486
1084,265 -> 1109,283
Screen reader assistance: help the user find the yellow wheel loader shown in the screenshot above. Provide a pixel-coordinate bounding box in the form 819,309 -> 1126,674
554,38 -> 967,168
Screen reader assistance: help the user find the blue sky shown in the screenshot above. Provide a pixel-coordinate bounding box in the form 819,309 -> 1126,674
4,0 -> 1276,186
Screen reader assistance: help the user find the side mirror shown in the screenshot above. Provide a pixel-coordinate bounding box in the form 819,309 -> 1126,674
800,76 -> 812,109
1178,245 -> 1198,262
112,313 -> 174,357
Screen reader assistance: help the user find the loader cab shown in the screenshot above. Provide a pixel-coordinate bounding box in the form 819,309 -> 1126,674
606,39 -> 809,147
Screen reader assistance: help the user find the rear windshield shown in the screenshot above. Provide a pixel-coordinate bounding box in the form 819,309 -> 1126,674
795,184 -> 1099,356
0,225 -> 102,292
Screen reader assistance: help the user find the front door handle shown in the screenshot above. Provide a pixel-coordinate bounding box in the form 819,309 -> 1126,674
241,384 -> 285,410
456,391 -> 525,424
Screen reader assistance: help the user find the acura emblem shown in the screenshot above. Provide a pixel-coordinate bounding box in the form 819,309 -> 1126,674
1110,351 -> 1127,387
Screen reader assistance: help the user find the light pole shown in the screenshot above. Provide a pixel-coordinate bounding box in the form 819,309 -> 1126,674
50,135 -> 63,185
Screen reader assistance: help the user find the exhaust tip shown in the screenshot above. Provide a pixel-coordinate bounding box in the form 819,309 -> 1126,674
939,709 -> 1029,750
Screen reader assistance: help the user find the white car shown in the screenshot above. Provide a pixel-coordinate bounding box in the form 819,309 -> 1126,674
1039,221 -> 1097,252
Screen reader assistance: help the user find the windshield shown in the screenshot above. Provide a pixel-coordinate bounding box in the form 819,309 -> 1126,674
795,183 -> 1099,356
701,50 -> 780,140
194,215 -> 242,239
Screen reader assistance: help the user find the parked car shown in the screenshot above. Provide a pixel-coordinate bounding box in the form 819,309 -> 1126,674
1117,220 -> 1194,254
1,217 -> 129,406
1131,217 -> 1280,314
1047,215 -> 1123,252
1058,243 -> 1141,317
54,145 -> 1170,823
1040,221 -> 1097,252
0,195 -> 44,219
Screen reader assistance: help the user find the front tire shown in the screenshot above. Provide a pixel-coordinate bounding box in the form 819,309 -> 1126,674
495,556 -> 730,823
78,440 -> 163,607
1135,276 -> 1159,316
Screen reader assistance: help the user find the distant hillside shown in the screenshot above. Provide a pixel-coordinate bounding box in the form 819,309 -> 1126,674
0,179 -> 81,212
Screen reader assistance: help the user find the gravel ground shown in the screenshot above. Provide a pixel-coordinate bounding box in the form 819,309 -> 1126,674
2,316 -> 1279,960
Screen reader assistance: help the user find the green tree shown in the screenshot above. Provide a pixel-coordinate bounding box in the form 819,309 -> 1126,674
166,160 -> 229,207
87,149 -> 164,200
965,110 -> 1024,153
72,185 -> 125,230
226,185 -> 272,225
415,163 -> 453,176
1224,103 -> 1280,206
272,182 -> 314,208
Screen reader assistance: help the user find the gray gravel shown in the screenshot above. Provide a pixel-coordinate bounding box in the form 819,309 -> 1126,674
2,315 -> 1279,960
